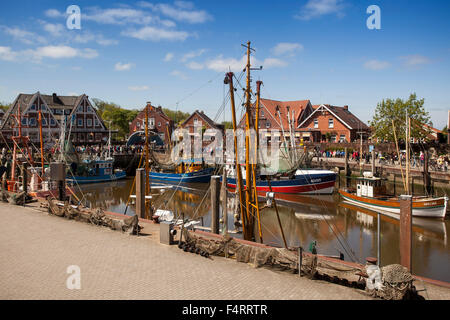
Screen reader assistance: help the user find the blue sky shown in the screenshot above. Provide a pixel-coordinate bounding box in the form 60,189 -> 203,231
0,0 -> 449,129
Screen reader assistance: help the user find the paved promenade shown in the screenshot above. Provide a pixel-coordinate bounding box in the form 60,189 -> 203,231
0,202 -> 448,300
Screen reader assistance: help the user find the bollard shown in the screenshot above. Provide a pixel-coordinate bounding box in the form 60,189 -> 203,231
399,195 -> 413,272
210,175 -> 221,234
136,168 -> 146,219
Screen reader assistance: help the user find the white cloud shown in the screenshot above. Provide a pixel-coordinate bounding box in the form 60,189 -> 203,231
45,9 -> 65,18
1,26 -> 47,44
272,42 -> 304,56
203,55 -> 287,72
401,55 -> 431,67
364,59 -> 391,70
0,46 -> 17,61
73,32 -> 119,46
141,1 -> 212,24
0,45 -> 98,62
181,49 -> 206,62
129,85 -> 149,91
42,23 -> 65,37
170,70 -> 189,80
164,52 -> 174,62
186,61 -> 204,70
84,8 -> 154,25
263,58 -> 288,68
115,62 -> 134,71
122,26 -> 189,41
296,0 -> 346,21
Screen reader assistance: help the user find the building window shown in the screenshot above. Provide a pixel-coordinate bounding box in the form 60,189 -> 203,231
29,118 -> 36,126
78,119 -> 83,127
314,119 -> 318,128
149,118 -> 155,128
22,118 -> 27,126
194,118 -> 198,126
158,121 -> 161,127
42,118 -> 47,126
30,104 -> 36,111
50,118 -> 56,126
266,121 -> 270,128
328,118 -> 334,128
64,109 -> 71,115
95,119 -> 99,127
331,134 -> 336,142
339,135 -> 346,142
261,110 -> 264,117
87,119 -> 92,127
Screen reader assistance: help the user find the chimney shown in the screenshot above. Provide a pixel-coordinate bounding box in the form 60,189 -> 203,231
52,93 -> 58,103
343,105 -> 348,110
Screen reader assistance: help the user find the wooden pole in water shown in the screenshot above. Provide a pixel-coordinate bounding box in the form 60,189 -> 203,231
399,195 -> 412,272
423,150 -> 431,195
377,213 -> 381,266
221,167 -> 228,236
267,178 -> 288,249
210,175 -> 221,234
344,147 -> 348,176
136,168 -> 146,219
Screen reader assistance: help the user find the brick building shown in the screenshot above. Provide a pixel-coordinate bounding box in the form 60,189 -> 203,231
179,110 -> 224,134
128,102 -> 173,145
297,104 -> 370,143
0,92 -> 109,146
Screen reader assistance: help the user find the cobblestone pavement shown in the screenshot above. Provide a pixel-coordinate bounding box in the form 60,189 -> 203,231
0,202 -> 448,300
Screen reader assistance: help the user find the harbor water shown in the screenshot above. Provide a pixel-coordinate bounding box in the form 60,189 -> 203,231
75,176 -> 450,283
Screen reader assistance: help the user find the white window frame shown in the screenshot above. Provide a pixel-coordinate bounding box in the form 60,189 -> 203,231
266,121 -> 270,128
314,119 -> 319,129
87,118 -> 92,127
328,118 -> 334,129
78,118 -> 83,127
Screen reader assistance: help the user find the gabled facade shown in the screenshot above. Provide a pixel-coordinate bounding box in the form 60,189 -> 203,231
180,110 -> 224,134
129,102 -> 173,145
0,92 -> 109,145
297,104 -> 370,143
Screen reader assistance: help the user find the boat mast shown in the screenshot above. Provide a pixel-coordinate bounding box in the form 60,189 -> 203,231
108,121 -> 112,159
38,109 -> 45,180
253,80 -> 263,242
224,72 -> 246,235
145,105 -> 150,218
405,107 -> 410,195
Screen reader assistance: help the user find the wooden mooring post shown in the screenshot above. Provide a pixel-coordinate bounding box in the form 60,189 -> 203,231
221,168 -> 228,236
210,175 -> 221,234
135,168 -> 146,219
423,151 -> 431,195
399,195 -> 413,272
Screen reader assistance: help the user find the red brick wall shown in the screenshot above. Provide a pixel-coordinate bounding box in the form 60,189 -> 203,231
129,105 -> 173,144
301,111 -> 351,142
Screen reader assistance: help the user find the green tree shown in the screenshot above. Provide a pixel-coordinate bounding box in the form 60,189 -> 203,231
221,121 -> 233,129
162,108 -> 190,123
92,98 -> 138,140
369,93 -> 432,142
0,102 -> 11,111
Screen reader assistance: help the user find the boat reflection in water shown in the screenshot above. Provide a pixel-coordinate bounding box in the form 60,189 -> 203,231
76,180 -> 450,283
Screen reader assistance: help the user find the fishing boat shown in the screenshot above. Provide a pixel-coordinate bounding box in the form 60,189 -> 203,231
60,117 -> 126,185
226,167 -> 336,194
339,173 -> 448,219
66,159 -> 127,185
149,166 -> 214,183
339,109 -> 448,219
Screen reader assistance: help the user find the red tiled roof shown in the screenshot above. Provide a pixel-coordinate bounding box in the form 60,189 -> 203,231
257,98 -> 310,129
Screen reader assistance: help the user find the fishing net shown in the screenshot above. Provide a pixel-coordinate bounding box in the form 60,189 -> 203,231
182,229 -> 362,280
364,264 -> 414,300
46,198 -> 142,235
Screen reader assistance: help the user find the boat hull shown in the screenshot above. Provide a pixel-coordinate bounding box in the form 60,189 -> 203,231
339,189 -> 448,219
227,171 -> 336,194
67,170 -> 127,185
149,168 -> 214,183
